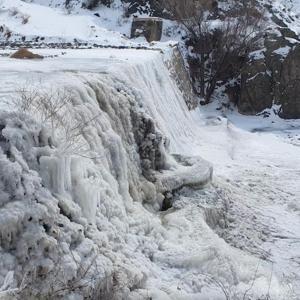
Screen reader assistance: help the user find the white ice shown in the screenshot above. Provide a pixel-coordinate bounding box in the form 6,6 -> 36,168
0,48 -> 298,299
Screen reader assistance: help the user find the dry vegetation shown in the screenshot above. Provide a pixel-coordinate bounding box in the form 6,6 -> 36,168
9,83 -> 101,157
10,48 -> 44,59
158,0 -> 265,104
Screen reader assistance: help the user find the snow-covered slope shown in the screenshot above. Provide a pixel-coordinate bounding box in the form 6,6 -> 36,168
0,0 -> 181,47
265,0 -> 300,35
0,0 -> 135,46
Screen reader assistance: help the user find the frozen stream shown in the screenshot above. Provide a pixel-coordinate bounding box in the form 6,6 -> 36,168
0,48 -> 299,299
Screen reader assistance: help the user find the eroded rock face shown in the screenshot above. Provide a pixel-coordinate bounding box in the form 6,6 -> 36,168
237,36 -> 300,119
239,59 -> 273,115
166,47 -> 198,109
280,45 -> 300,119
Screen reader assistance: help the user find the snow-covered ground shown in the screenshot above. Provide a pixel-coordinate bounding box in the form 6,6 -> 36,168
0,48 -> 299,299
0,0 -> 180,47
0,0 -> 135,45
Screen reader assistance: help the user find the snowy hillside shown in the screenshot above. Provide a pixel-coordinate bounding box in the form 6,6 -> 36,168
0,0 -> 178,47
0,0 -> 135,45
1,0 -> 300,49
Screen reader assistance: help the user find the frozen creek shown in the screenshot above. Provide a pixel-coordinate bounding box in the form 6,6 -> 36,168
0,48 -> 299,300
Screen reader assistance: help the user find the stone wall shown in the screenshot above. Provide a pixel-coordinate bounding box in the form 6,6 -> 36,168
131,17 -> 163,42
165,46 -> 198,110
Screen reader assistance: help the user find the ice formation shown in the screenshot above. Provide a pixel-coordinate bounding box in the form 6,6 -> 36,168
0,48 -> 289,299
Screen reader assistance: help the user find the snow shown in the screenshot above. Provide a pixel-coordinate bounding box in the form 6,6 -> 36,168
273,45 -> 291,57
0,0 -> 134,45
0,47 -> 299,299
266,0 -> 300,36
249,48 -> 266,60
0,0 -> 181,48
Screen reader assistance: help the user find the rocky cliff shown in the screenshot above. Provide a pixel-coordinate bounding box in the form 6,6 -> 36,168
238,29 -> 300,119
225,1 -> 300,118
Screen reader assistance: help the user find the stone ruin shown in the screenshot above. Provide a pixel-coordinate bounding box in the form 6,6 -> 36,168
131,17 -> 163,42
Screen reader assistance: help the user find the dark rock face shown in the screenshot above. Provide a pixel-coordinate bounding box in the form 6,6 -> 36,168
10,48 -> 44,59
280,46 -> 300,118
131,110 -> 168,181
166,47 -> 198,109
280,45 -> 300,119
236,34 -> 300,119
239,59 -> 273,115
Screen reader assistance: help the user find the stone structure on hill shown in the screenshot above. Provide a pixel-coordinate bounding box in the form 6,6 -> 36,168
131,17 -> 163,42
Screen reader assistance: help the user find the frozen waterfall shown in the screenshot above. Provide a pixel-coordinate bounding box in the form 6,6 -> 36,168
0,48 -> 289,299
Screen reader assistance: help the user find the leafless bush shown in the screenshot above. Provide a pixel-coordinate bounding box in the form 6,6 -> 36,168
10,83 -> 100,157
12,84 -> 72,136
17,248 -> 116,300
158,0 -> 265,104
21,14 -> 30,24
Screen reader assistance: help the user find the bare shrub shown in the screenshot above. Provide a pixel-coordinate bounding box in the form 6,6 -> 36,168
12,84 -> 72,135
21,14 -> 30,24
9,7 -> 19,17
81,0 -> 113,9
10,82 -> 100,157
17,248 -> 116,300
158,0 -> 265,104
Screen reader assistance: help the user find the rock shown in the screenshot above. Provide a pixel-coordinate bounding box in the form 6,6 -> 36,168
131,110 -> 168,180
236,33 -> 300,119
166,47 -> 198,109
131,17 -> 163,42
225,84 -> 240,106
239,59 -> 273,114
279,44 -> 300,118
10,48 -> 43,59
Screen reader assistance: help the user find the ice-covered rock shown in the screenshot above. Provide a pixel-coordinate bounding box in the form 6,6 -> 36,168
0,48 -> 213,298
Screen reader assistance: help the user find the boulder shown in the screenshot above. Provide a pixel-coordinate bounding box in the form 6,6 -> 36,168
10,48 -> 43,59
